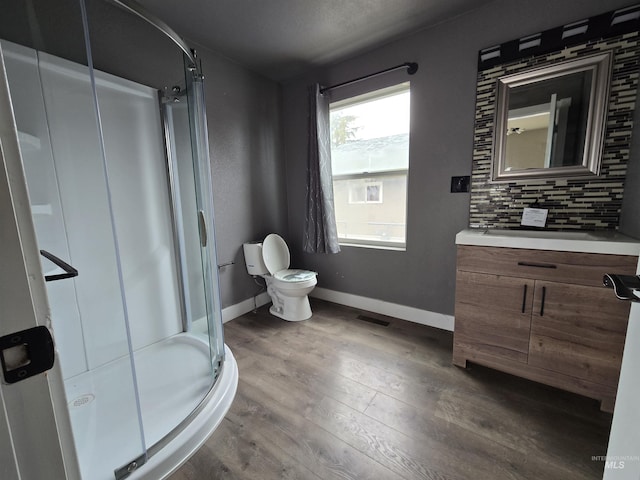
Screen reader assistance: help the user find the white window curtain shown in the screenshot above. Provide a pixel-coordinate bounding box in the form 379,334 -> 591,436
303,84 -> 341,254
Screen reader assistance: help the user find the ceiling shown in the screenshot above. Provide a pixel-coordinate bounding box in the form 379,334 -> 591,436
136,0 -> 495,82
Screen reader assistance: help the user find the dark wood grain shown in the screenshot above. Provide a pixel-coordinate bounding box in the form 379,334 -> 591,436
454,245 -> 632,412
457,245 -> 637,287
454,270 -> 533,362
529,280 -> 629,387
170,299 -> 612,480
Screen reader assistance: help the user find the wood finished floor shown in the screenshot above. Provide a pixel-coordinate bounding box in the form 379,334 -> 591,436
170,299 -> 613,480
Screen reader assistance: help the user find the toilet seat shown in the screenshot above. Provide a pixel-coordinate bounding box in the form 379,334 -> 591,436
274,269 -> 317,282
262,234 -> 316,281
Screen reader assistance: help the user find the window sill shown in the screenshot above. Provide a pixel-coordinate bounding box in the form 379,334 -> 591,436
338,241 -> 406,252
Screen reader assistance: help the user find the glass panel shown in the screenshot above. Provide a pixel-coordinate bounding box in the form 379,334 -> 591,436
330,83 -> 410,248
83,0 -> 223,453
162,95 -> 207,333
333,173 -> 407,245
3,0 -> 228,475
505,70 -> 592,171
185,63 -> 226,372
492,53 -> 611,181
0,0 -> 147,477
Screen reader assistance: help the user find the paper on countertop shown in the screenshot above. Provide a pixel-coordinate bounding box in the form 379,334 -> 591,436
521,207 -> 548,228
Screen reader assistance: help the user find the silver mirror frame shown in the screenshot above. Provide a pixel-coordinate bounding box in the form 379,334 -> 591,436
491,52 -> 612,182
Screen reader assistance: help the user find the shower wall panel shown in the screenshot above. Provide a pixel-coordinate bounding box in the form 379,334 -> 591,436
3,40 -> 182,377
37,52 -> 132,371
165,102 -> 207,326
2,41 -> 87,378
92,64 -> 182,353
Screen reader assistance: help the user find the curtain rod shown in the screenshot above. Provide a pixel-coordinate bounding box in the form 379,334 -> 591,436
319,62 -> 418,95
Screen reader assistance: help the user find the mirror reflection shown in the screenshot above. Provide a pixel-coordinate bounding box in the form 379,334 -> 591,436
506,70 -> 591,170
493,52 -> 612,181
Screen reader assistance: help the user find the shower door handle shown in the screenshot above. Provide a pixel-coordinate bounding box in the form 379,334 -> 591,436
40,249 -> 78,282
198,210 -> 208,247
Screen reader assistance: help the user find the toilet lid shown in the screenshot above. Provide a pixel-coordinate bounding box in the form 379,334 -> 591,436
262,233 -> 290,274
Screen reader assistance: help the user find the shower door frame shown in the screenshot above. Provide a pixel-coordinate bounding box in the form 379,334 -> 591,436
184,61 -> 226,371
0,48 -> 80,480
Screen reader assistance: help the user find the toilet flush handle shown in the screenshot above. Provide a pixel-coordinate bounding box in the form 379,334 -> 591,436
198,210 -> 207,248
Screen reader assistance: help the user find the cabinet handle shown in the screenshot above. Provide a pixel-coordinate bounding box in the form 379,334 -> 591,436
521,284 -> 528,313
518,261 -> 557,269
540,286 -> 546,316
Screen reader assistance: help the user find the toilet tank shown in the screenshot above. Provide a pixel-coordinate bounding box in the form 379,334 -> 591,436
243,241 -> 268,275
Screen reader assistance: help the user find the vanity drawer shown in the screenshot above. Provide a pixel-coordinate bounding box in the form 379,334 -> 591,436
457,245 -> 637,287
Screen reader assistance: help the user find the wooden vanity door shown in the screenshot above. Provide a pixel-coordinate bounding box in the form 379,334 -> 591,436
528,280 -> 630,387
454,271 -> 533,364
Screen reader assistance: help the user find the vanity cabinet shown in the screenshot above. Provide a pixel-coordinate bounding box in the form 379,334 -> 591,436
455,271 -> 534,364
453,245 -> 636,412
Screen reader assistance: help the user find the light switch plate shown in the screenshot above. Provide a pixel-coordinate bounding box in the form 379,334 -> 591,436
451,176 -> 470,193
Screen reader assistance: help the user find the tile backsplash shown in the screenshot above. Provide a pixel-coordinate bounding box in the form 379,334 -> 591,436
469,32 -> 640,230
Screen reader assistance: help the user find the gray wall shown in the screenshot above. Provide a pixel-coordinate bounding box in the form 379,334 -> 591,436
282,0 -> 639,317
196,42 -> 287,307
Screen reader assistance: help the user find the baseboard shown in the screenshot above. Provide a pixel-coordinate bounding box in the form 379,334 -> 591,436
222,288 -> 455,331
310,287 -> 454,331
221,292 -> 270,323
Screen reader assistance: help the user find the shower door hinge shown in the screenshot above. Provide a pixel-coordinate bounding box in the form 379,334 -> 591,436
114,453 -> 147,480
0,326 -> 55,384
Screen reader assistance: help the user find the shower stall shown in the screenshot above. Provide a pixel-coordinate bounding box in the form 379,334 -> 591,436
0,0 -> 237,479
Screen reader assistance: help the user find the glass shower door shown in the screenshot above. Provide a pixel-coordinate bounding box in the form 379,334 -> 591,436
0,43 -> 78,480
161,60 -> 224,379
0,2 -> 148,476
185,60 -> 225,374
3,0 -> 232,477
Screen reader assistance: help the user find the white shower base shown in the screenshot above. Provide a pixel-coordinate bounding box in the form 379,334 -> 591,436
64,333 -> 238,480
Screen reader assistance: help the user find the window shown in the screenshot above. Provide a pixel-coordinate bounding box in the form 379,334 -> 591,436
330,83 -> 410,249
348,180 -> 382,204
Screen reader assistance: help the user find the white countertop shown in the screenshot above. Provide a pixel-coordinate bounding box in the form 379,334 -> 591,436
456,229 -> 640,255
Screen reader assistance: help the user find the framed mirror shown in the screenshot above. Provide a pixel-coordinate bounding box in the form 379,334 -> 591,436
492,52 -> 612,181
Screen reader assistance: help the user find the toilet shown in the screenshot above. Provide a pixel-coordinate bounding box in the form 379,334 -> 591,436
243,234 -> 317,321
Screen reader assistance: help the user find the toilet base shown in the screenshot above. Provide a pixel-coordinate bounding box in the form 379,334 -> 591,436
268,296 -> 312,322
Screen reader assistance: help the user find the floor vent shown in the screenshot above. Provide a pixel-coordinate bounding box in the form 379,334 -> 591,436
356,314 -> 390,326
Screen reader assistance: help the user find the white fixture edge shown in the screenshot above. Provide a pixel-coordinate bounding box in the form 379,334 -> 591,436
603,259 -> 640,480
129,344 -> 238,480
456,228 -> 640,255
221,292 -> 271,323
311,287 -> 454,331
222,289 -> 453,331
